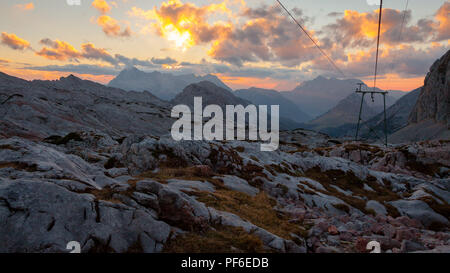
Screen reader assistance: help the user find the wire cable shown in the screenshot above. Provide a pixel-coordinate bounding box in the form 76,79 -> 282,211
275,0 -> 346,78
384,0 -> 410,91
372,0 -> 384,91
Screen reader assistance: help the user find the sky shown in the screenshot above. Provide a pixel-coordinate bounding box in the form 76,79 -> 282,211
0,0 -> 448,91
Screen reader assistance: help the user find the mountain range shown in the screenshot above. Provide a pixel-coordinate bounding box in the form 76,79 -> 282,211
4,55 -> 445,143
282,76 -> 405,118
357,87 -> 422,140
108,67 -> 231,100
172,81 -> 302,130
107,68 -> 408,123
302,90 -> 403,137
234,87 -> 311,123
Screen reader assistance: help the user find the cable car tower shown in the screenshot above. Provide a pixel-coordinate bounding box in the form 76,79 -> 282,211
354,0 -> 388,146
354,83 -> 388,146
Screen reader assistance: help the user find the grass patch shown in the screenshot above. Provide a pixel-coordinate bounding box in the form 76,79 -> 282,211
399,148 -> 444,177
163,225 -> 265,253
43,132 -> 83,145
0,162 -> 38,172
343,143 -> 383,154
333,203 -> 350,213
190,190 -> 307,240
312,147 -> 333,156
137,166 -> 225,189
208,146 -> 243,173
286,144 -> 310,154
0,144 -> 19,151
238,163 -> 270,188
250,156 -> 260,162
265,164 -> 301,177
104,156 -> 124,169
385,203 -> 401,218
419,196 -> 450,222
151,146 -> 188,169
303,167 -> 401,216
85,186 -> 123,204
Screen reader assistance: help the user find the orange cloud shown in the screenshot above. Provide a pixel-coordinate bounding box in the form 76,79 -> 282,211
0,32 -> 31,50
434,2 -> 450,41
35,39 -> 118,65
81,43 -> 118,64
92,0 -> 111,14
91,0 -> 131,37
324,8 -> 410,48
130,0 -> 233,51
36,39 -> 80,61
15,2 -> 34,11
97,15 -> 131,37
325,3 -> 450,48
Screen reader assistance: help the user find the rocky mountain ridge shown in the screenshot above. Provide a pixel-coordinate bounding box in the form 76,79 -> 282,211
108,67 -> 231,101
391,50 -> 450,143
0,72 -> 173,140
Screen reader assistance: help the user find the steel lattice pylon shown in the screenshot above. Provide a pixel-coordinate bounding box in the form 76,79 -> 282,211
354,83 -> 388,146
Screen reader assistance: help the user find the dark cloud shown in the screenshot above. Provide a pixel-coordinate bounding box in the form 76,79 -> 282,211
25,64 -> 119,75
306,44 -> 449,78
81,43 -> 119,65
151,56 -> 178,65
323,3 -> 450,49
114,54 -> 157,68
209,4 -> 318,67
328,12 -> 343,17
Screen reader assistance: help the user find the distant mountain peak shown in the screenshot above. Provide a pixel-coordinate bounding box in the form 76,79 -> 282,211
126,66 -> 139,71
172,80 -> 247,108
285,76 -> 370,117
191,80 -> 220,89
60,74 -> 82,81
234,87 -> 311,124
313,75 -> 327,81
108,67 -> 231,100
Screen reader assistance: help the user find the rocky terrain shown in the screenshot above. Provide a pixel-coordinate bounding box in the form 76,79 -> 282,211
391,50 -> 450,143
0,72 -> 173,139
0,129 -> 449,253
0,69 -> 448,253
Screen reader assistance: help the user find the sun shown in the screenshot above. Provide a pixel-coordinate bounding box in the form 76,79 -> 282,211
163,22 -> 193,51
